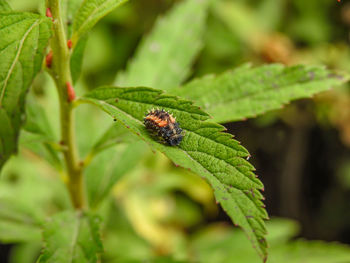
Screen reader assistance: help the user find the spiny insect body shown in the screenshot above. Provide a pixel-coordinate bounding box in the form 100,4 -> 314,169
144,109 -> 183,146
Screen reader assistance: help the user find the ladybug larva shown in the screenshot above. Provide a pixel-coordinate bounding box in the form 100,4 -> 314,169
144,109 -> 183,146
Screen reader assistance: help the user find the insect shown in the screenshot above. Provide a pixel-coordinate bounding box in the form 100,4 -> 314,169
144,109 -> 183,146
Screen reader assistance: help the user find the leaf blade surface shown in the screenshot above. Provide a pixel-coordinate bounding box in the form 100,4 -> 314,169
115,0 -> 209,91
81,86 -> 268,260
38,211 -> 103,263
171,64 -> 350,123
0,12 -> 51,170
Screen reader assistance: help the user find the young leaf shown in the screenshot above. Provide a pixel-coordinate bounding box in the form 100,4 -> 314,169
86,141 -> 146,207
115,0 -> 210,91
0,13 -> 51,170
61,0 -> 83,38
0,0 -> 11,12
91,121 -> 134,154
20,97 -> 62,169
80,87 -> 268,261
20,131 -> 63,170
23,96 -> 56,142
170,64 -> 350,123
38,211 -> 103,263
72,0 -> 128,42
70,36 -> 88,84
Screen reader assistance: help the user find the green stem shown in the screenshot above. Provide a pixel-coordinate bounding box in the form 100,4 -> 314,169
47,0 -> 85,209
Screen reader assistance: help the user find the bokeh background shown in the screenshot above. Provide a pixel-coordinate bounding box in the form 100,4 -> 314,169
1,0 -> 350,262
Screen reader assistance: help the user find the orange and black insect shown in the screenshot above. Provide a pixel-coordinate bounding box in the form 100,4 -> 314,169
144,109 -> 183,146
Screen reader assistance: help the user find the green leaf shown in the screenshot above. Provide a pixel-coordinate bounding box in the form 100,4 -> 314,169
20,131 -> 62,170
38,211 -> 103,263
9,242 -> 42,263
0,155 -> 68,243
20,96 -> 62,169
192,218 -> 350,263
95,0 -> 211,159
0,0 -> 11,12
0,13 -> 52,170
0,163 -> 46,243
23,96 -> 55,141
86,141 -> 146,207
0,198 -> 43,243
170,64 -> 350,123
80,87 -> 268,261
151,258 -> 189,263
211,1 -> 261,45
70,36 -> 88,84
61,0 -> 83,38
115,0 -> 210,91
103,202 -> 153,262
72,0 -> 128,42
256,0 -> 285,31
91,121 -> 135,154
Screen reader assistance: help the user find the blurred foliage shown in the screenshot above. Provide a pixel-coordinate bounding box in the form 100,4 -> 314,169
3,154 -> 350,263
2,0 -> 350,262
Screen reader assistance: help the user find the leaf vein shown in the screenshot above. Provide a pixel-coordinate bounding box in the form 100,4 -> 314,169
0,19 -> 40,106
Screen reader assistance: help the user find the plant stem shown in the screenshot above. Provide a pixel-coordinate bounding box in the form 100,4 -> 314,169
47,0 -> 85,209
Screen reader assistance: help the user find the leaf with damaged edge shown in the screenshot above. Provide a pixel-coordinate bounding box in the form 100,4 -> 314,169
170,64 -> 350,123
72,0 -> 128,42
0,13 -> 52,170
115,0 -> 209,91
38,211 -> 103,263
80,87 -> 268,261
